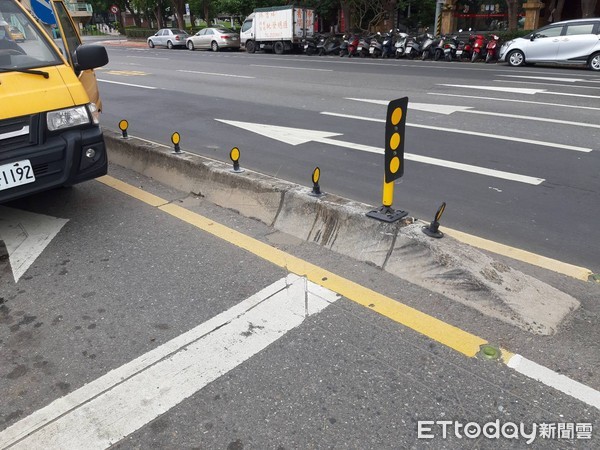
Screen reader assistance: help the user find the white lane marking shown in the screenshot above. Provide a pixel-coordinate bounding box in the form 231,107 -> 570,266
97,79 -> 157,89
429,92 -> 600,112
347,97 -> 599,130
176,69 -> 255,79
250,64 -> 333,72
0,275 -> 339,449
0,206 -> 68,282
498,75 -> 586,83
507,354 -> 600,411
438,84 -> 546,95
321,111 -> 591,153
544,91 -> 600,100
217,118 -> 543,185
494,79 -> 600,90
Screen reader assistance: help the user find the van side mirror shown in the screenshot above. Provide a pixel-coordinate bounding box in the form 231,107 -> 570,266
74,44 -> 109,71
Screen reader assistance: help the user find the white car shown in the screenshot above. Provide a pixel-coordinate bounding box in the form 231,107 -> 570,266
499,18 -> 600,71
185,28 -> 240,52
147,28 -> 189,49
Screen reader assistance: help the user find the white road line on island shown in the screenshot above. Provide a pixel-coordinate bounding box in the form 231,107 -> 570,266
0,275 -> 339,450
507,354 -> 600,410
429,92 -> 600,112
97,79 -> 158,89
439,83 -> 600,99
322,110 -> 591,153
177,69 -> 255,79
497,75 -> 589,83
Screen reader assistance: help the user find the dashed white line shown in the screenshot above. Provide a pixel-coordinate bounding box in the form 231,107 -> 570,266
97,79 -> 157,89
176,69 -> 255,78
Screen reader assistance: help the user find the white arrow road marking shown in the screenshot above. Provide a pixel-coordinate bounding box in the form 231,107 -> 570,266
216,119 -> 544,185
0,275 -> 340,449
321,111 -> 591,153
430,92 -> 600,112
0,206 -> 68,282
494,79 -> 600,90
348,98 -> 600,131
440,83 -> 600,100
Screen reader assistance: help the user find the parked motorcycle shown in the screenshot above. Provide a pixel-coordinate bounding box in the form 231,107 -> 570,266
317,34 -> 342,56
431,35 -> 446,61
357,34 -> 371,58
470,33 -> 487,62
369,32 -> 384,58
443,34 -> 460,61
394,32 -> 409,59
303,34 -> 320,55
381,30 -> 395,58
419,33 -> 436,60
404,34 -> 422,59
485,34 -> 500,63
341,34 -> 360,57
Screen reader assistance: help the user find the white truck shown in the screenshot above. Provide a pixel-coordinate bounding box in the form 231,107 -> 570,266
240,5 -> 315,54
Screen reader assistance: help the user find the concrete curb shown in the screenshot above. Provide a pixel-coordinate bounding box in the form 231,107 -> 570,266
104,130 -> 579,335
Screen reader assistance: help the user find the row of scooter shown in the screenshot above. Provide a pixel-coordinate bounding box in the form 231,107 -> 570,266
303,30 -> 502,63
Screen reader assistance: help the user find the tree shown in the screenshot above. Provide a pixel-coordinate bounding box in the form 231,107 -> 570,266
581,0 -> 598,18
505,0 -> 519,31
544,0 -> 565,23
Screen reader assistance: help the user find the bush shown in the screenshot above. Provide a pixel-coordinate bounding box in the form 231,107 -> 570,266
495,29 -> 531,42
124,28 -> 157,39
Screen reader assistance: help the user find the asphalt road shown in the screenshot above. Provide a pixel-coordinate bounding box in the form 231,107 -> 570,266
95,43 -> 600,274
1,165 -> 599,449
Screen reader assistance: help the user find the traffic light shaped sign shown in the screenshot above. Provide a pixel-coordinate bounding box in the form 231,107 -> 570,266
384,97 -> 408,183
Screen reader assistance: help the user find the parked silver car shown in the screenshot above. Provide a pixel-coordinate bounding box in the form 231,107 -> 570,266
186,28 -> 240,52
147,29 -> 189,49
499,18 -> 600,71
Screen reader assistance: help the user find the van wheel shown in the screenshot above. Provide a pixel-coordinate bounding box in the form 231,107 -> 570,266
589,52 -> 600,71
507,49 -> 525,67
273,41 -> 285,55
167,40 -> 174,49
211,41 -> 219,52
246,40 -> 255,53
148,40 -> 155,48
187,41 -> 195,51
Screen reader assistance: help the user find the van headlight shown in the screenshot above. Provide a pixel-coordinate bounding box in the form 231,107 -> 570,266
46,105 -> 91,131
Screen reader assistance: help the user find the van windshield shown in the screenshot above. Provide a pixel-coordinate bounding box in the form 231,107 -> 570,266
0,0 -> 62,70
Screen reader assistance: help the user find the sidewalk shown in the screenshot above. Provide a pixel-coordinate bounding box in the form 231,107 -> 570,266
82,35 -> 148,48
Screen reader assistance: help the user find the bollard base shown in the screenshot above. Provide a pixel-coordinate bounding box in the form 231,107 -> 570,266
422,226 -> 444,239
366,206 -> 408,223
230,168 -> 245,173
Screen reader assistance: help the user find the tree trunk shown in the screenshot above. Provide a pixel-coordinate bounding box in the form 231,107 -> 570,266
581,0 -> 598,17
506,0 -> 519,31
204,2 -> 212,27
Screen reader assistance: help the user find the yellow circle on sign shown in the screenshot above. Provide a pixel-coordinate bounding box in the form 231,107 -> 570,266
390,156 -> 401,174
390,132 -> 401,150
171,132 -> 180,145
230,147 -> 240,161
118,120 -> 128,131
312,167 -> 320,184
391,107 -> 403,125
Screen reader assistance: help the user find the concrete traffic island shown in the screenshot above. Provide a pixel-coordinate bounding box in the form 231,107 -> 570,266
104,129 -> 579,335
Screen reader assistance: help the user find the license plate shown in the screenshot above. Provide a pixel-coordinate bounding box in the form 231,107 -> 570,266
0,160 -> 35,191
357,46 -> 362,51
456,50 -> 463,55
369,47 -> 375,53
304,44 -> 308,49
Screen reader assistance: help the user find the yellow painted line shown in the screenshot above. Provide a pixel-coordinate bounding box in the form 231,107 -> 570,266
99,175 -> 489,358
441,226 -> 593,281
97,176 -> 167,207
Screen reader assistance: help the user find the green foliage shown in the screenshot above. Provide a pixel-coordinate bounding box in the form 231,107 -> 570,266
495,29 -> 530,42
123,27 -> 158,38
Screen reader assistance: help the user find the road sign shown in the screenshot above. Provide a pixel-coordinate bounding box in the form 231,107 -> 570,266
384,97 -> 408,183
110,5 -> 119,14
30,0 -> 56,25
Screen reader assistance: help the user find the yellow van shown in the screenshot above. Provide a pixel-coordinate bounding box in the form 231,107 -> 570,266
0,0 -> 108,202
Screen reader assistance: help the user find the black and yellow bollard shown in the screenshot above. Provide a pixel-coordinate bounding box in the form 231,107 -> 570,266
118,120 -> 129,139
309,167 -> 325,197
171,132 -> 181,154
229,147 -> 244,173
422,202 -> 446,238
367,97 -> 409,223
